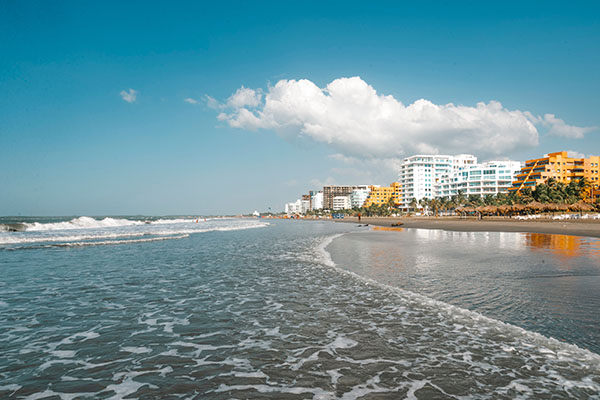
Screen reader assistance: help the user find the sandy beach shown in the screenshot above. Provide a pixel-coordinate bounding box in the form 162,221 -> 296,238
335,216 -> 600,238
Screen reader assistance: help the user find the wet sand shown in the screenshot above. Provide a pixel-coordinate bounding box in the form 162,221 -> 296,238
336,216 -> 600,238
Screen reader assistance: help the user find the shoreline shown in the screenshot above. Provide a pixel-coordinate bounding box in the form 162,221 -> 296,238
334,216 -> 600,238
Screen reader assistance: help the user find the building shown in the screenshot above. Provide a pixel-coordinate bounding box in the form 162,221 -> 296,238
332,195 -> 351,210
363,182 -> 402,207
435,161 -> 522,198
301,195 -> 311,214
284,199 -> 302,214
311,191 -> 323,210
322,185 -> 370,210
398,154 -> 477,208
349,188 -> 372,208
509,151 -> 600,193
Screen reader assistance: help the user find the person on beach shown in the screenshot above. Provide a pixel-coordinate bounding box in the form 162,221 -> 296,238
358,212 -> 361,222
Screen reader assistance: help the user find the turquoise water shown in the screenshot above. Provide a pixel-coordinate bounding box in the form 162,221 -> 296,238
1,218 -> 599,398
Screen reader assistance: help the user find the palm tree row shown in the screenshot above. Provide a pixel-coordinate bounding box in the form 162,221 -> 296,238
411,178 -> 598,216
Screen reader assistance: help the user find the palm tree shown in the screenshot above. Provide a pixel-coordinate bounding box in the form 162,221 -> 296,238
409,197 -> 418,213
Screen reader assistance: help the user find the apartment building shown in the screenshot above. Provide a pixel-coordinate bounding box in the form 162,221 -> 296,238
363,182 -> 402,207
509,151 -> 600,193
398,154 -> 477,208
435,161 -> 522,198
322,185 -> 370,210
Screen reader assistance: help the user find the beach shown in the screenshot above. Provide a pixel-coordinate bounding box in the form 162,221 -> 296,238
336,216 -> 600,238
2,217 -> 600,398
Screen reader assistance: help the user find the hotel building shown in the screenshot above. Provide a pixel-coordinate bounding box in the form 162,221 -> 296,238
332,196 -> 351,210
363,182 -> 402,207
509,151 -> 600,193
398,154 -> 477,208
322,185 -> 370,210
349,188 -> 372,208
435,161 -> 522,198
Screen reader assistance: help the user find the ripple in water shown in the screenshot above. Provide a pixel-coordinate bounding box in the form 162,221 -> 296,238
0,220 -> 599,399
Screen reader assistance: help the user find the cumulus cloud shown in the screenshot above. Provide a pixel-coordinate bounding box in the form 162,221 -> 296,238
540,114 -> 596,139
227,86 -> 262,109
120,88 -> 137,103
214,77 -> 595,159
184,97 -> 198,104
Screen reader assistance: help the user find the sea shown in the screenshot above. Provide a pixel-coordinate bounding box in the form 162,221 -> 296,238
1,216 -> 599,399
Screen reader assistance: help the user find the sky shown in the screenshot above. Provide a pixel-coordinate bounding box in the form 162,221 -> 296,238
1,1 -> 599,215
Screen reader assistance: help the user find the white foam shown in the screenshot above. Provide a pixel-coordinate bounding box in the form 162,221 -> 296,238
24,216 -> 144,231
51,350 -> 76,358
0,384 -> 21,393
121,346 -> 152,354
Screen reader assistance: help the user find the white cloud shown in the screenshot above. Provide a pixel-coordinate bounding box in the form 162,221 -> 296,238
541,114 -> 596,139
205,95 -> 221,109
119,88 -> 137,103
184,97 -> 198,104
227,86 -> 262,109
567,150 -> 585,158
215,77 -> 595,159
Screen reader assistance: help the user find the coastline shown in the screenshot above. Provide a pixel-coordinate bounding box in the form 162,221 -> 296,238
334,216 -> 600,238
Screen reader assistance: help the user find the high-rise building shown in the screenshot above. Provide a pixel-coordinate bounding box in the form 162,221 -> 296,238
311,191 -> 323,210
363,182 -> 402,207
349,188 -> 372,208
435,161 -> 522,198
322,185 -> 369,210
332,196 -> 351,210
509,151 -> 600,193
398,154 -> 477,208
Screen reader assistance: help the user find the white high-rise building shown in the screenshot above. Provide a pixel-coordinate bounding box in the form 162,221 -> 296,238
435,160 -> 522,198
398,154 -> 477,208
284,199 -> 302,214
332,195 -> 351,210
349,188 -> 372,208
311,192 -> 323,210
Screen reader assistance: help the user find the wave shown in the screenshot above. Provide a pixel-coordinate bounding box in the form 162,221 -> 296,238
0,216 -> 224,232
0,221 -> 270,246
317,233 -> 600,364
22,216 -> 145,231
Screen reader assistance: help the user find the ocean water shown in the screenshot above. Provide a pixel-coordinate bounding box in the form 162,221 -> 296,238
1,217 -> 599,399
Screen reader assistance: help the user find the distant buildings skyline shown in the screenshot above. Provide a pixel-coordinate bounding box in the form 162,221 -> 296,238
283,150 -> 600,214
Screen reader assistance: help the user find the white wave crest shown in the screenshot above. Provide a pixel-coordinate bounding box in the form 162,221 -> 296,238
24,217 -> 144,231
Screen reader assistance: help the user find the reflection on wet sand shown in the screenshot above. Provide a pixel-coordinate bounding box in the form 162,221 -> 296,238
372,226 -> 404,232
525,232 -> 600,260
327,227 -> 600,353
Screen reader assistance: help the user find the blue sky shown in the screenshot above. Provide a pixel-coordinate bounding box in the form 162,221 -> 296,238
1,1 -> 599,215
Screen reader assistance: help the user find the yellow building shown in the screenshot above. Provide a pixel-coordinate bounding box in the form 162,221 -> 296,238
363,182 -> 402,207
509,151 -> 600,193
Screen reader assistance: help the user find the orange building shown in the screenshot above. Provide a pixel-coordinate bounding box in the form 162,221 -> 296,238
509,151 -> 600,194
363,182 -> 402,207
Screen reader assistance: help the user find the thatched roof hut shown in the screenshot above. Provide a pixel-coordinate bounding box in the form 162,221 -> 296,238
511,204 -> 526,213
525,201 -> 545,212
497,205 -> 512,215
570,201 -> 595,212
480,205 -> 498,214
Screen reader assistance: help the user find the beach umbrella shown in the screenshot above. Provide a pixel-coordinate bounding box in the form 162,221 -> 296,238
572,201 -> 594,212
544,203 -> 559,213
511,204 -> 526,213
497,205 -> 512,215
525,201 -> 544,213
